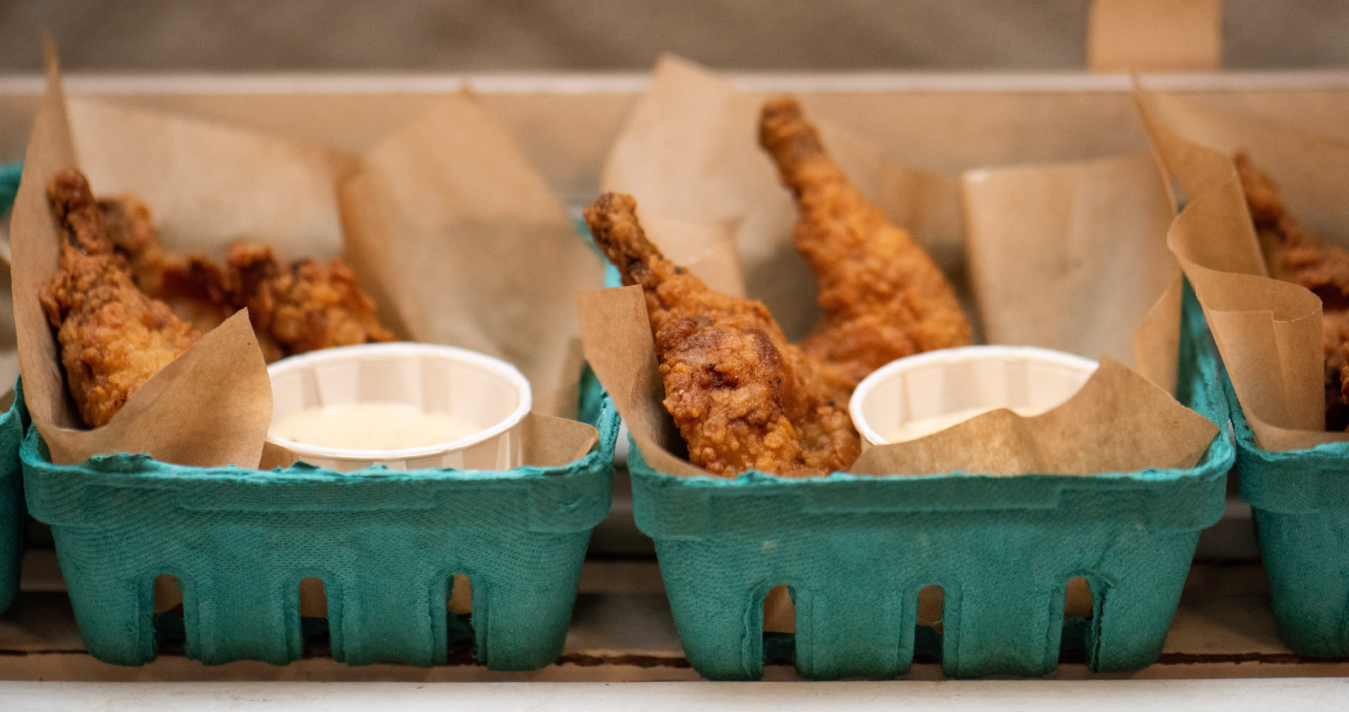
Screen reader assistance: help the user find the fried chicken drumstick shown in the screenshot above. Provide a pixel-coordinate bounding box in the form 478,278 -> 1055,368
759,98 -> 972,400
39,169 -> 202,428
97,195 -> 395,363
585,192 -> 859,476
1235,153 -> 1349,430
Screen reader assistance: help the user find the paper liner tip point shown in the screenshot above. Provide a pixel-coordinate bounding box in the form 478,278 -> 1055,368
40,32 -> 59,77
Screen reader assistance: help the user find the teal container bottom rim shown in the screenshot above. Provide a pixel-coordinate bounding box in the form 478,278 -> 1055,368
150,609 -> 479,663
760,617 -> 1095,670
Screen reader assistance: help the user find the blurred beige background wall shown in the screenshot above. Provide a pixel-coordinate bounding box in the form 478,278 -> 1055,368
0,0 -> 1343,72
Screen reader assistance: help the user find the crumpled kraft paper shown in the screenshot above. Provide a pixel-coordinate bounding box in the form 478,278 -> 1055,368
1137,88 -> 1349,450
963,152 -> 1177,376
337,92 -> 605,429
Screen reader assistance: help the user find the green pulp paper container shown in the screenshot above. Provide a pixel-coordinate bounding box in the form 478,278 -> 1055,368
0,162 -> 26,615
0,381 -> 28,614
22,378 -> 618,669
628,283 -> 1232,680
1224,346 -> 1349,657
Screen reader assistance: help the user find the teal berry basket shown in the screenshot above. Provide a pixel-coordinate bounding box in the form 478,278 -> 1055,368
0,160 -> 28,615
628,279 -> 1233,680
21,373 -> 618,669
0,380 -> 29,614
1222,328 -> 1349,657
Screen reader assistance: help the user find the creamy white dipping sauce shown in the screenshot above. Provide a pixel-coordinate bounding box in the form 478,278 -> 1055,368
886,406 -> 1038,443
271,402 -> 482,450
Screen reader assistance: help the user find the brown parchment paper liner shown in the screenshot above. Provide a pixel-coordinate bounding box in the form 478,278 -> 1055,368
12,52 -> 275,468
602,55 -> 962,340
0,265 -> 18,391
1136,89 -> 1349,451
338,94 -> 601,463
963,153 -> 1177,373
68,98 -> 356,263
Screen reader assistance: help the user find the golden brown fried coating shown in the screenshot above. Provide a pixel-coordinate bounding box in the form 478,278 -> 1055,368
99,195 -> 235,334
759,97 -> 972,399
1237,153 -> 1349,309
1235,153 -> 1349,430
224,242 -> 396,362
98,196 -> 395,363
1327,311 -> 1349,429
38,169 -> 201,428
586,192 -> 859,476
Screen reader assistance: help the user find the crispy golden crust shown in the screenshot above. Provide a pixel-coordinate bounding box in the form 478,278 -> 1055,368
100,195 -> 236,335
233,244 -> 396,361
586,192 -> 859,476
98,197 -> 395,364
39,169 -> 201,428
1237,154 -> 1349,310
1235,153 -> 1349,429
759,97 -> 972,400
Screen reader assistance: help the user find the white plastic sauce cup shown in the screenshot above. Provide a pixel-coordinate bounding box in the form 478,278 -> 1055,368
849,345 -> 1098,451
267,342 -> 532,472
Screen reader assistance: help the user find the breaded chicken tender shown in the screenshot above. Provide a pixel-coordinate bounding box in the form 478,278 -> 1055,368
39,168 -> 201,428
97,196 -> 394,363
759,97 -> 972,400
1235,153 -> 1349,429
586,192 -> 859,476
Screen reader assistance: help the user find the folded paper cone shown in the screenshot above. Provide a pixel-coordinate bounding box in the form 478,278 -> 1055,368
851,346 -> 1098,450
267,342 -> 532,472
